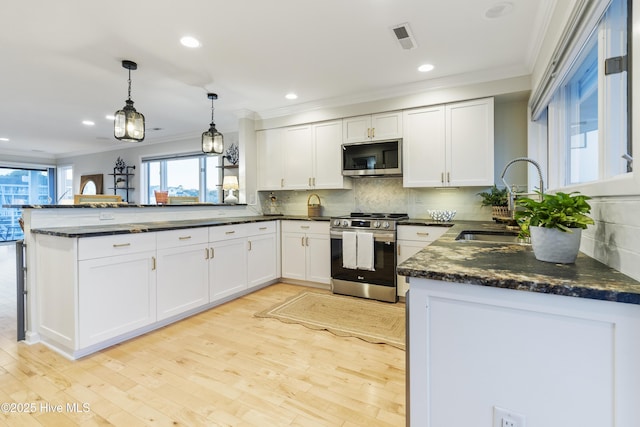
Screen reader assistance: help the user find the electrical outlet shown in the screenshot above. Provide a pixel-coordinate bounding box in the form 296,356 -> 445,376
493,406 -> 526,427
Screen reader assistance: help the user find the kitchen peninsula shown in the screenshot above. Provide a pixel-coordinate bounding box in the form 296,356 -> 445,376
398,223 -> 640,427
16,203 -> 329,360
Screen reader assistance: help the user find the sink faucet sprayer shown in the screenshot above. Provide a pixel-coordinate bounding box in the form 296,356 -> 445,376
500,157 -> 545,217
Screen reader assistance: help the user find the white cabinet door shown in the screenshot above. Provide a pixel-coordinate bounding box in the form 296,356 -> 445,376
371,111 -> 403,140
305,233 -> 331,284
397,225 -> 450,296
283,125 -> 313,189
312,120 -> 348,189
403,98 -> 494,188
343,112 -> 402,143
281,232 -> 307,281
78,251 -> 156,348
403,106 -> 446,187
156,243 -> 209,320
209,237 -> 247,301
257,128 -> 284,190
446,98 -> 494,186
343,115 -> 372,143
247,233 -> 277,288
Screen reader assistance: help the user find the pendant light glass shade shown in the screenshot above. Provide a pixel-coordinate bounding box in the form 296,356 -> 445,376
114,60 -> 145,142
202,93 -> 224,154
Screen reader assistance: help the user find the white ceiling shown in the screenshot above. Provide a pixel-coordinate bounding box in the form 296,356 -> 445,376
0,0 -> 553,159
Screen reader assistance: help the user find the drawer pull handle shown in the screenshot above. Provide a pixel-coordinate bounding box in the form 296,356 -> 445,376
113,243 -> 131,248
301,225 -> 310,229
259,227 -> 268,230
416,232 -> 430,237
225,231 -> 236,235
179,236 -> 192,240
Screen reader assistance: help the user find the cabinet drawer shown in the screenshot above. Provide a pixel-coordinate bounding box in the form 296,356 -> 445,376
246,221 -> 276,235
281,220 -> 329,234
156,227 -> 208,249
78,233 -> 156,260
397,225 -> 449,242
209,223 -> 248,242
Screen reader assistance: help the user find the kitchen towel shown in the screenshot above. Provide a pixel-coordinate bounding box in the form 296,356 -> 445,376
356,231 -> 375,271
342,231 -> 357,269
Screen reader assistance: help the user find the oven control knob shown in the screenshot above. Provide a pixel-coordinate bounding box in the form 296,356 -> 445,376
342,220 -> 349,227
333,219 -> 341,227
383,221 -> 390,229
373,221 -> 381,228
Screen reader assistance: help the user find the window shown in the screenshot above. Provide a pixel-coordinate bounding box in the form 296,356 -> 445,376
142,154 -> 222,204
0,166 -> 55,241
57,165 -> 73,204
532,0 -> 630,190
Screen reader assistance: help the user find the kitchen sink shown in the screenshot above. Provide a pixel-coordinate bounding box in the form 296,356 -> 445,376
455,230 -> 529,244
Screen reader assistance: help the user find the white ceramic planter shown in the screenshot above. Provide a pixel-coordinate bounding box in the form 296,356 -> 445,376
529,226 -> 582,264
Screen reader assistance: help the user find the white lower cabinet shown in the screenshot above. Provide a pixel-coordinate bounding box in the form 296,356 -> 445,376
397,225 -> 449,296
281,220 -> 330,284
247,222 -> 278,289
78,251 -> 157,348
156,228 -> 209,321
209,224 -> 249,300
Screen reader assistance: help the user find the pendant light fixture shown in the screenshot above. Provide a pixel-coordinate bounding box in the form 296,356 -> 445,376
202,93 -> 224,154
114,60 -> 145,142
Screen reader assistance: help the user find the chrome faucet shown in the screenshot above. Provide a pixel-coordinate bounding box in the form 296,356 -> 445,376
500,157 -> 545,215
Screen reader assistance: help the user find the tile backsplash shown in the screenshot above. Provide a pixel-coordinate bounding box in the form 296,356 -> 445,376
258,177 -> 493,220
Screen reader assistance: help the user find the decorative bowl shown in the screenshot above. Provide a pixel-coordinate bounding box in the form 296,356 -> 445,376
427,209 -> 456,222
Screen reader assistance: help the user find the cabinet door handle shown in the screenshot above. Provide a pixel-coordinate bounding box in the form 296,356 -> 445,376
113,243 -> 131,248
441,172 -> 444,183
205,248 -> 210,259
447,172 -> 450,183
301,237 -> 305,247
309,177 -> 312,187
210,248 -> 214,258
371,127 -> 375,138
248,240 -> 252,251
398,245 -> 401,256
281,178 -> 284,188
151,256 -> 156,271
179,236 -> 192,240
225,230 -> 236,235
367,128 -> 372,139
416,232 -> 430,237
305,236 -> 309,246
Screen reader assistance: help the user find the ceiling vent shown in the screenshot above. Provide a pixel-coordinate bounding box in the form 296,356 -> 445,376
391,23 -> 417,50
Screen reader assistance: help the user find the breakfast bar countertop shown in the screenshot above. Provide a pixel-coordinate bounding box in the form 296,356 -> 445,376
397,221 -> 640,305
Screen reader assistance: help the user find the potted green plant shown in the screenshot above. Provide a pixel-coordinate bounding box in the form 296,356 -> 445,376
514,191 -> 594,264
477,185 -> 510,219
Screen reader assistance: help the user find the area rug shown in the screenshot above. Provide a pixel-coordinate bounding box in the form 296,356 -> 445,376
255,291 -> 405,350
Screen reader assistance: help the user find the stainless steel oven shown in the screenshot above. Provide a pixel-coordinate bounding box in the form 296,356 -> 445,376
330,213 -> 407,303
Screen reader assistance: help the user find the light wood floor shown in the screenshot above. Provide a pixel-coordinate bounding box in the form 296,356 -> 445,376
0,246 -> 406,426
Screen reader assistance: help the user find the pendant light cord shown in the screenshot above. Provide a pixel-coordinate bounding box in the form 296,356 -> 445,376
210,99 -> 215,125
127,69 -> 132,101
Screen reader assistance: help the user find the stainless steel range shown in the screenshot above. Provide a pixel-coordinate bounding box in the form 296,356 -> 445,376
330,213 -> 408,303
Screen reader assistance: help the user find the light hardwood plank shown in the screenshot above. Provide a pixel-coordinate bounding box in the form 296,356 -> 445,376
0,277 -> 405,426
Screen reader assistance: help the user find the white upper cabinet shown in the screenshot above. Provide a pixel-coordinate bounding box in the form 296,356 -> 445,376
257,128 -> 285,191
403,97 -> 494,187
257,120 -> 350,191
343,111 -> 403,143
312,120 -> 349,189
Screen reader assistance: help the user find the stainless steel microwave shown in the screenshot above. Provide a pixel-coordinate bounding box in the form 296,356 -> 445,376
341,139 -> 402,177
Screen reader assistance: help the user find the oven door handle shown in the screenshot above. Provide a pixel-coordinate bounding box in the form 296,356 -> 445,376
330,230 -> 395,242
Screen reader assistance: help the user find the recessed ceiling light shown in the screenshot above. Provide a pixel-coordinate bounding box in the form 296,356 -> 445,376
418,64 -> 435,73
180,36 -> 201,48
484,1 -> 514,19
105,114 -> 115,121
82,120 -> 95,126
0,137 -> 9,142
285,93 -> 298,100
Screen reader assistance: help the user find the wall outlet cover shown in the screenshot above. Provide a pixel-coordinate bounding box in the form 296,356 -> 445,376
493,406 -> 526,427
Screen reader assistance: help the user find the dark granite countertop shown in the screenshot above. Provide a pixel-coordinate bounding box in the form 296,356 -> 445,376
397,221 -> 640,305
30,215 -> 330,238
